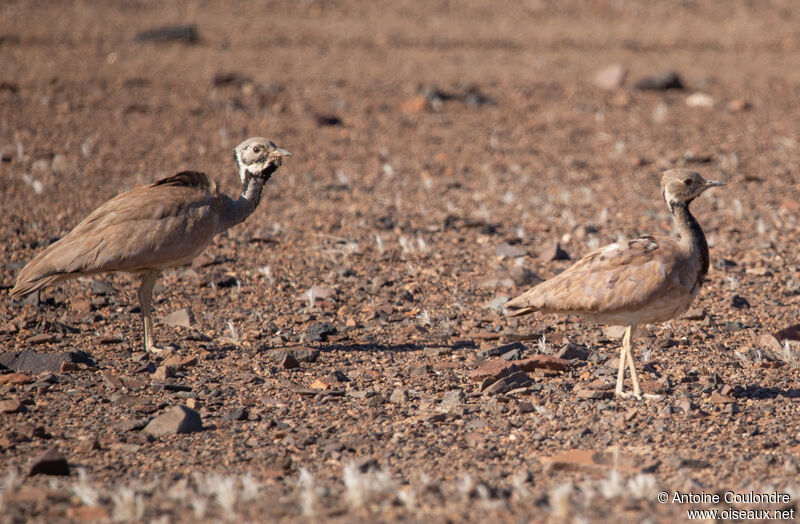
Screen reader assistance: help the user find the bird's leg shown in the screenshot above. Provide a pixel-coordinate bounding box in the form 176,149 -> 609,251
615,327 -> 629,397
625,325 -> 642,399
138,271 -> 164,353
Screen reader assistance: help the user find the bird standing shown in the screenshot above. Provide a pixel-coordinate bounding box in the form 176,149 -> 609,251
11,137 -> 291,353
505,169 -> 725,398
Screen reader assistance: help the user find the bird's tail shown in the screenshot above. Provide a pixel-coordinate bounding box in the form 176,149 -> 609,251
10,242 -> 78,299
503,295 -> 540,318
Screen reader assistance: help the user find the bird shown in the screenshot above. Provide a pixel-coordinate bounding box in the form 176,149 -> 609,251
11,137 -> 291,353
505,169 -> 725,399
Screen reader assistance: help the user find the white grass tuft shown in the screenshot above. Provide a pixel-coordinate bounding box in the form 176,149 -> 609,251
342,462 -> 395,509
549,482 -> 573,519
72,468 -> 100,507
111,485 -> 144,522
298,468 -> 318,516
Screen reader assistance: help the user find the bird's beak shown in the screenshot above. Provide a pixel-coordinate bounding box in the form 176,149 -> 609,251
704,179 -> 725,188
274,148 -> 292,157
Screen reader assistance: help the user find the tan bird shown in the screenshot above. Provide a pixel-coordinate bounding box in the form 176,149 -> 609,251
11,137 -> 291,353
505,169 -> 725,399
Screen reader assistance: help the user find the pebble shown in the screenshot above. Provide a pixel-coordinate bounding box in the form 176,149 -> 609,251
556,344 -> 589,361
592,63 -> 627,90
495,242 -> 527,258
0,350 -> 93,373
685,92 -> 715,108
163,308 -> 194,328
633,71 -> 684,90
305,322 -> 337,342
0,373 -> 33,385
469,359 -> 521,382
29,447 -> 69,476
389,388 -> 408,404
481,371 -> 533,395
144,405 -> 203,436
539,241 -> 570,262
133,25 -> 199,44
0,399 -> 24,413
224,407 -> 248,422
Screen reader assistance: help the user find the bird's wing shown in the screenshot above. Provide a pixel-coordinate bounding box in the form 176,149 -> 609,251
11,173 -> 221,297
505,236 -> 692,316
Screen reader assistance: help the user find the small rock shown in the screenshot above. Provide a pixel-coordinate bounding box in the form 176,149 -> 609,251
576,388 -> 614,400
727,98 -> 750,112
0,399 -> 24,413
26,333 -> 58,345
557,344 -> 589,361
775,324 -> 800,343
539,242 -> 570,262
29,447 -> 69,476
634,71 -> 684,91
0,350 -> 93,374
542,449 -> 643,473
731,295 -> 750,309
101,370 -> 125,390
481,371 -> 533,395
163,308 -> 194,328
269,349 -> 320,364
144,405 -> 202,436
153,365 -> 175,380
508,266 -> 542,287
280,353 -> 299,369
514,355 -> 570,373
477,342 -> 526,360
682,308 -> 706,320
725,321 -> 744,332
592,63 -> 627,90
67,506 -> 110,521
484,294 -> 510,312
389,388 -> 408,404
133,25 -> 199,44
710,391 -> 735,404
164,355 -> 198,369
305,322 -> 337,342
0,373 -> 33,385
469,359 -> 521,382
439,389 -> 465,412
314,114 -> 343,127
495,242 -> 527,258
399,95 -> 430,113
500,347 -> 522,361
224,408 -> 248,422
685,92 -> 715,108
91,280 -> 117,296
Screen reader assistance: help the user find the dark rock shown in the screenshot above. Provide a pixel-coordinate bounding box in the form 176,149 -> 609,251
477,342 -> 526,360
724,321 -> 745,332
212,72 -> 252,87
508,266 -> 543,287
26,334 -> 58,345
268,349 -> 320,364
306,322 -> 337,342
515,355 -> 570,372
314,114 -> 343,127
224,407 -> 248,422
539,242 -> 570,262
495,242 -> 527,258
280,353 -> 299,369
633,71 -> 684,91
143,405 -> 202,436
482,371 -> 533,395
500,347 -> 522,361
133,25 -> 199,44
0,350 -> 93,374
91,279 -> 117,296
731,295 -> 750,309
557,344 -> 590,361
29,447 -> 69,476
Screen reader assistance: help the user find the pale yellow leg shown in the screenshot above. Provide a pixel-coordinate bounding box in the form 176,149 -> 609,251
626,325 -> 642,399
138,271 -> 163,353
615,327 -> 629,397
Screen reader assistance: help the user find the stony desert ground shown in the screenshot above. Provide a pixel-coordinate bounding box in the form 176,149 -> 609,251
1,0 -> 800,522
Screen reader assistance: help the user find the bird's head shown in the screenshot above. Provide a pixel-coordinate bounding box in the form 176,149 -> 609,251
234,137 -> 292,185
661,169 -> 724,207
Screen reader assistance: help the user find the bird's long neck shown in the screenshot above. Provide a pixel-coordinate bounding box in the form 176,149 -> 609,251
219,165 -> 277,231
670,200 -> 709,279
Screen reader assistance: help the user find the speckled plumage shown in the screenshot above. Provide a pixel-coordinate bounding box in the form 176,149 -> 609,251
506,169 -> 725,398
11,137 -> 291,353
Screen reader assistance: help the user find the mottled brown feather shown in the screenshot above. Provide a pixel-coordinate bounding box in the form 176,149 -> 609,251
505,235 -> 702,325
11,172 -> 223,298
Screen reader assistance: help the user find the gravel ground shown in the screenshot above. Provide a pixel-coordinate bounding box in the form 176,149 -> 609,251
1,1 -> 800,522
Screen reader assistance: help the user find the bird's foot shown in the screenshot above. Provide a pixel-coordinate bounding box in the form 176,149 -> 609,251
145,343 -> 177,354
615,390 -> 643,400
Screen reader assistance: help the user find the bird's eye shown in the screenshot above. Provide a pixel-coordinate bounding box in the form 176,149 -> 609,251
252,146 -> 261,154
683,179 -> 693,185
